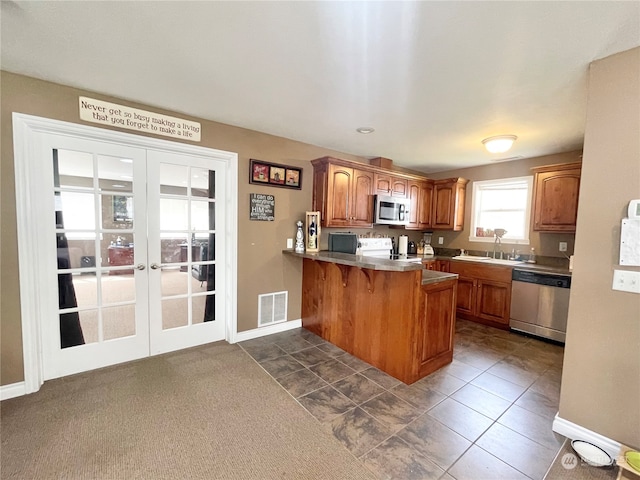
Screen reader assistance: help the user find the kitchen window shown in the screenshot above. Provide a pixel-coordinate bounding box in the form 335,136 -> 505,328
469,176 -> 533,244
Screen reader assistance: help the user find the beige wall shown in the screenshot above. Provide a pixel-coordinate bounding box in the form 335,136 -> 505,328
428,151 -> 582,259
0,71 -> 368,385
558,48 -> 640,448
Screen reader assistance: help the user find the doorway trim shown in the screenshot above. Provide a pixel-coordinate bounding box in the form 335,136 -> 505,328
12,112 -> 238,394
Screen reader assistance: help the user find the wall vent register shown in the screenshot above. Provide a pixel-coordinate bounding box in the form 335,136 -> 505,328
258,291 -> 288,327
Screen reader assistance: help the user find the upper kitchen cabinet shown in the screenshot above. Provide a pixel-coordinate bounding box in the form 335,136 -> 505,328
531,162 -> 582,232
374,172 -> 408,198
431,178 -> 468,231
405,180 -> 434,230
311,156 -> 465,231
312,157 -> 374,227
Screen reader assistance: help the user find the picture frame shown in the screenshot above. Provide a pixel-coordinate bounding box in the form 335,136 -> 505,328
250,159 -> 302,190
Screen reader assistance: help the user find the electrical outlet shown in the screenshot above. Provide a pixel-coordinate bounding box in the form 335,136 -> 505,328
286,238 -> 293,249
559,242 -> 567,252
612,270 -> 640,294
438,237 -> 444,245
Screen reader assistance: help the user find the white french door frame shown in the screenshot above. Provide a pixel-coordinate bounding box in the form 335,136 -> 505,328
13,113 -> 238,394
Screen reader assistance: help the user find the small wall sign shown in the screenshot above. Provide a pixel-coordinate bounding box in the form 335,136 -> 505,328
250,193 -> 275,221
79,97 -> 201,141
249,159 -> 302,190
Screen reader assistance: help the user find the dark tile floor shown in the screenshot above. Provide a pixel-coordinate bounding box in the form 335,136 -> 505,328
239,319 -> 565,480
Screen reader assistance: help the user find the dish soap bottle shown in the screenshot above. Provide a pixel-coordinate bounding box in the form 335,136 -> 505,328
527,248 -> 536,264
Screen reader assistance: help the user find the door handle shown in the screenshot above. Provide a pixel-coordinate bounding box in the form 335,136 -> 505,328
150,263 -> 160,270
136,264 -> 146,270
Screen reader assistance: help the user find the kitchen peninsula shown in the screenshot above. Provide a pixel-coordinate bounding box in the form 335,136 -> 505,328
284,250 -> 458,384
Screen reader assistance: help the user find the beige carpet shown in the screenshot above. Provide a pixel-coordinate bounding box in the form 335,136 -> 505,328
0,343 -> 377,480
69,269 -> 211,343
545,439 -> 619,480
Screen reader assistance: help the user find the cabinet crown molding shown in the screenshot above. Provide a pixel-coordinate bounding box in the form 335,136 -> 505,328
531,161 -> 582,173
310,156 -> 433,182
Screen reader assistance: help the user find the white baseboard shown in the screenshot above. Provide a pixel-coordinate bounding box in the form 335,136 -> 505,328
553,414 -> 621,458
232,319 -> 302,343
1,381 -> 26,401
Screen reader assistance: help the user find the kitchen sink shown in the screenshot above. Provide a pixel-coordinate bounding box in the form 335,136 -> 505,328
451,256 -> 525,266
483,258 -> 526,265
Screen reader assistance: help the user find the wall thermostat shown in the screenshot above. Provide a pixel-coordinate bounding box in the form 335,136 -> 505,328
628,199 -> 640,219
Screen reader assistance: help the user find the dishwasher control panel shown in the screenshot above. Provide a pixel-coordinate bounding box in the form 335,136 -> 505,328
512,269 -> 571,288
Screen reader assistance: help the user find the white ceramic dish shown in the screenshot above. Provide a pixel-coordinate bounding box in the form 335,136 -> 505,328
571,440 -> 614,467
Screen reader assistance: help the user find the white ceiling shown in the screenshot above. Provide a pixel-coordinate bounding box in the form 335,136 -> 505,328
2,1 -> 638,173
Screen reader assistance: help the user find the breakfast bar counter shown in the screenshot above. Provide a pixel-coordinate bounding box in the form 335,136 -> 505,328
285,250 -> 458,384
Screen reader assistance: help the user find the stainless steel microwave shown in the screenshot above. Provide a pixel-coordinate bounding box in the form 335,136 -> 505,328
374,195 -> 410,226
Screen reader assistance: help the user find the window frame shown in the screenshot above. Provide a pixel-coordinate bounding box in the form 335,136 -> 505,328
468,175 -> 533,244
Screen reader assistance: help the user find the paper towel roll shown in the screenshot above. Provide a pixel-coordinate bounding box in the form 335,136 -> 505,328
399,235 -> 408,255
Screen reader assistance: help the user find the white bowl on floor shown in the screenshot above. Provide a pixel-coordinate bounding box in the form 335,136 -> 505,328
571,440 -> 614,467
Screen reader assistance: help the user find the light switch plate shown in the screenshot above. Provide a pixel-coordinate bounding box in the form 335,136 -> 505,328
438,237 -> 444,245
286,238 -> 293,249
559,242 -> 567,252
612,269 -> 640,294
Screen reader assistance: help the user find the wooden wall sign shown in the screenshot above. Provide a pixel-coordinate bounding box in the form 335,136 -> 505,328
79,97 -> 201,141
250,193 -> 275,221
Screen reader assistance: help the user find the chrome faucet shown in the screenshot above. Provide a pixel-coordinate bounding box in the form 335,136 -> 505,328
492,236 -> 502,259
493,228 -> 507,259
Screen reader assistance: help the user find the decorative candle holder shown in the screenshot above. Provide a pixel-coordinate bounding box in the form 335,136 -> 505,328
305,211 -> 320,252
294,221 -> 305,253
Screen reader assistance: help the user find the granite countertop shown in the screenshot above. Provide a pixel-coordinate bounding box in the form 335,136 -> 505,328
283,249 -> 424,272
284,250 -> 571,276
436,255 -> 572,276
421,269 -> 458,285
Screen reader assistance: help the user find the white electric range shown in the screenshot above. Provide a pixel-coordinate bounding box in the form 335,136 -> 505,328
358,237 -> 424,263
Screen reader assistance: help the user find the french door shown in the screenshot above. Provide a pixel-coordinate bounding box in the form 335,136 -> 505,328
18,123 -> 231,381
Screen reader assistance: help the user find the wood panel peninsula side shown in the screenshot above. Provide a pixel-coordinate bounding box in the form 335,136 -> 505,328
285,251 -> 458,384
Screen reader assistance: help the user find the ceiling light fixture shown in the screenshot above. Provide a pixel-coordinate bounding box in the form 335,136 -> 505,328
482,135 -> 517,154
356,127 -> 375,134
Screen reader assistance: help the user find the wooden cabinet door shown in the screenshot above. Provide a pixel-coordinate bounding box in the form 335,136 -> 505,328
374,173 -> 392,196
432,181 -> 454,229
350,169 -> 374,226
374,173 -> 407,197
476,280 -> 511,325
423,260 -> 436,270
532,164 -> 581,232
435,260 -> 450,272
419,280 -> 456,365
391,178 -> 408,197
432,179 -> 467,231
326,164 -> 353,227
455,276 -> 476,315
418,181 -> 434,229
405,181 -> 421,229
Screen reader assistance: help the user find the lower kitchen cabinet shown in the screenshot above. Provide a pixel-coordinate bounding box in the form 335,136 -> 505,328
301,257 -> 457,384
423,259 -> 450,272
448,262 -> 512,329
417,278 -> 457,378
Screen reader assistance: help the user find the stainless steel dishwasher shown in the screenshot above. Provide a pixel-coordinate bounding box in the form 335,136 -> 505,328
510,269 -> 572,343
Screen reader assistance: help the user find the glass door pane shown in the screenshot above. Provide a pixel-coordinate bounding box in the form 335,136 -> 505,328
45,137 -> 149,381
147,151 -> 225,355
